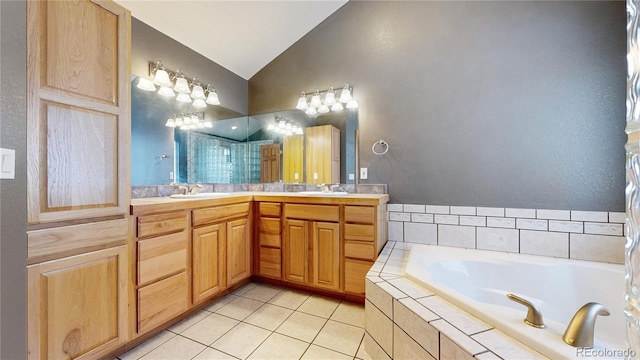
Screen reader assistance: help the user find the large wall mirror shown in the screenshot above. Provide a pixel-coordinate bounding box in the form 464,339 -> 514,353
131,76 -> 358,186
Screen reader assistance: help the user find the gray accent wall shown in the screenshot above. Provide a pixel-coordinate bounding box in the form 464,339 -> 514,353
0,0 -> 27,358
249,1 -> 626,211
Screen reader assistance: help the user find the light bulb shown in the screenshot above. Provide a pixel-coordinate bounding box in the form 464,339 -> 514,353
331,103 -> 343,111
310,89 -> 322,108
175,117 -> 184,126
339,83 -> 352,103
206,89 -> 220,105
174,77 -> 190,93
267,124 -> 275,131
165,118 -> 176,127
346,99 -> 358,109
318,104 -> 329,113
305,106 -> 317,115
176,93 -> 191,103
157,86 -> 175,97
192,99 -> 207,109
137,77 -> 156,91
153,68 -> 172,87
296,92 -> 308,110
231,125 -> 238,130
324,86 -> 336,106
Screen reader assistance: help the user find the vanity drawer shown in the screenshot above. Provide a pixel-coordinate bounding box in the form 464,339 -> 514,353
344,224 -> 374,242
192,202 -> 250,227
137,231 -> 188,286
137,211 -> 188,238
259,247 -> 281,279
345,241 -> 375,261
284,204 -> 339,222
137,271 -> 188,334
345,259 -> 372,295
259,202 -> 281,217
260,218 -> 281,247
344,206 -> 375,224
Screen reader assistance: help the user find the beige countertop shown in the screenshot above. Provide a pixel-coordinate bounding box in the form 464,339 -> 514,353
130,192 -> 389,215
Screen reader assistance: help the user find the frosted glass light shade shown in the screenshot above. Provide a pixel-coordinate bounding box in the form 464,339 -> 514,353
305,106 -> 317,115
197,122 -> 205,129
137,77 -> 156,91
174,77 -> 190,93
318,104 -> 330,113
339,84 -> 352,103
310,92 -> 322,108
183,116 -> 191,125
296,93 -> 308,110
346,99 -> 358,109
191,115 -> 199,123
191,85 -> 206,100
206,90 -> 220,105
295,127 -> 304,135
267,124 -> 275,131
331,103 -> 344,111
153,69 -> 172,87
192,99 -> 207,109
158,86 -> 175,97
204,121 -> 213,128
175,117 -> 184,126
165,118 -> 176,127
176,93 -> 192,103
324,87 -> 336,106
279,119 -> 286,128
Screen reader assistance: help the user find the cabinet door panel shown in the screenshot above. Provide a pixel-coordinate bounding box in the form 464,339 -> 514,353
259,247 -> 282,279
137,271 -> 188,334
192,224 -> 225,304
283,219 -> 309,284
226,218 -> 250,286
27,246 -> 128,360
345,259 -> 372,295
312,222 -> 341,291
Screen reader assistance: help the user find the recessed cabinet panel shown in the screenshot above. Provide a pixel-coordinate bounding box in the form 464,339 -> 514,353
283,219 -> 308,284
259,218 -> 281,247
43,1 -> 118,104
312,222 -> 341,291
192,224 -> 224,304
137,232 -> 187,287
227,218 -> 250,286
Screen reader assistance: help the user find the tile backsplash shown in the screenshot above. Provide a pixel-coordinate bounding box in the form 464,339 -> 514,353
388,204 -> 625,264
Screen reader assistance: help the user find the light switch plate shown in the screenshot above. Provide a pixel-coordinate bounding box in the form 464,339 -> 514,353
360,167 -> 368,180
294,173 -> 299,180
1,148 -> 16,179
313,173 -> 318,180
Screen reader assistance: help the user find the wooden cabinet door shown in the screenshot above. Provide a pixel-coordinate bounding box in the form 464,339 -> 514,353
283,134 -> 303,182
283,219 -> 309,284
312,221 -> 341,292
305,125 -> 340,184
226,218 -> 250,287
260,144 -> 280,183
192,224 -> 225,304
27,0 -> 131,224
27,246 -> 128,360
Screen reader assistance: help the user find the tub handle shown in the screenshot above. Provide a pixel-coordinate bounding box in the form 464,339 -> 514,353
507,293 -> 546,329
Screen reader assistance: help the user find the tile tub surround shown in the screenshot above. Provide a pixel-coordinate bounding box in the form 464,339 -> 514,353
364,241 -> 548,360
132,183 -> 387,198
387,204 -> 625,264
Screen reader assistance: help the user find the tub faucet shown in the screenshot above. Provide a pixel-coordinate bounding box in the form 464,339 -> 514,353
507,293 -> 545,328
563,302 -> 610,348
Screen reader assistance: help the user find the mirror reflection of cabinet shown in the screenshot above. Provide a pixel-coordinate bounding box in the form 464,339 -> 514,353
260,143 -> 281,183
305,125 -> 340,184
283,135 -> 304,182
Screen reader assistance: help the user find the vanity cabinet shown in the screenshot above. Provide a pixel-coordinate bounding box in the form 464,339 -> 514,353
283,204 -> 341,292
305,125 -> 340,184
192,223 -> 225,304
258,203 -> 283,279
133,211 -> 189,336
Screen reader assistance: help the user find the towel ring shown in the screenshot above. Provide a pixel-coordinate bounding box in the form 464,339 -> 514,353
372,140 -> 389,155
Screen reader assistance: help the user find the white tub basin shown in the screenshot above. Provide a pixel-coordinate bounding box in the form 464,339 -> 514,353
296,191 -> 349,196
169,192 -> 230,199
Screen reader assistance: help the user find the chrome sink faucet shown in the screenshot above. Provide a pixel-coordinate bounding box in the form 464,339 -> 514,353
317,183 -> 330,193
188,183 -> 203,194
562,302 -> 610,348
170,182 -> 202,195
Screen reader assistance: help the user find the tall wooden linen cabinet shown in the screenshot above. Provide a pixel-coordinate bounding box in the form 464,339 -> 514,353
26,1 -> 131,359
305,125 -> 340,184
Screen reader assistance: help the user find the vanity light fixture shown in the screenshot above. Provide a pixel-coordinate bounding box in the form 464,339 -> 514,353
268,115 -> 304,136
165,112 -> 211,130
296,83 -> 358,115
138,60 -> 222,109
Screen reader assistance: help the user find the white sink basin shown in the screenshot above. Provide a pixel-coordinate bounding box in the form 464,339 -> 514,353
296,191 -> 350,196
169,192 -> 230,199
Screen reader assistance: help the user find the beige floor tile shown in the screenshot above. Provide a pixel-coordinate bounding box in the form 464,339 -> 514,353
211,323 -> 271,359
312,320 -> 365,356
330,301 -> 365,328
241,283 -> 283,302
120,330 -> 176,360
301,345 -> 353,360
139,335 -> 206,360
181,313 -> 240,345
231,283 -> 257,296
247,333 -> 309,360
204,294 -> 239,313
268,289 -> 310,310
244,303 -> 294,331
169,310 -> 211,334
275,311 -> 327,343
297,295 -> 340,318
215,296 -> 264,320
192,347 -> 238,360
